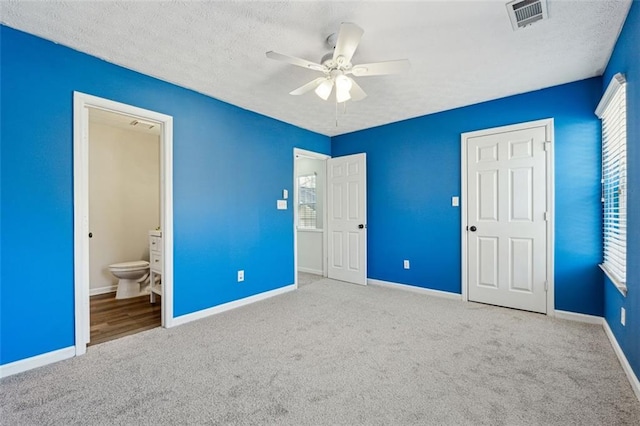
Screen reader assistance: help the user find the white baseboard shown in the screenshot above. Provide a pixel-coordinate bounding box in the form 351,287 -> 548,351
603,321 -> 640,402
298,267 -> 323,275
554,310 -> 604,325
172,284 -> 296,327
0,346 -> 75,379
89,285 -> 117,296
0,285 -> 296,378
368,279 -> 462,301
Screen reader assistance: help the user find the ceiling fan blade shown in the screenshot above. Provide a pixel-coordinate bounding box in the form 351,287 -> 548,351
289,77 -> 326,96
351,59 -> 410,77
266,51 -> 327,72
348,78 -> 367,101
333,22 -> 364,64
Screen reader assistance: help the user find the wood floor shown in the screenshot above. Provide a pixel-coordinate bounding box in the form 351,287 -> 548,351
90,292 -> 161,346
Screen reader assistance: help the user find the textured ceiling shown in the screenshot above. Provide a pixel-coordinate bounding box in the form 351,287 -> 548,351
1,1 -> 632,137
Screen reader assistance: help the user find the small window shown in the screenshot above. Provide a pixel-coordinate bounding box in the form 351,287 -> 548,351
298,174 -> 317,229
596,73 -> 627,293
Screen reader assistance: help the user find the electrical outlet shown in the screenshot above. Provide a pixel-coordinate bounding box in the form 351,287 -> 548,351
621,307 -> 626,326
237,270 -> 244,282
403,260 -> 410,269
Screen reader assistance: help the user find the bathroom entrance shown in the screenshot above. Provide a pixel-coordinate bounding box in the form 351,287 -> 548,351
88,108 -> 161,345
73,93 -> 174,355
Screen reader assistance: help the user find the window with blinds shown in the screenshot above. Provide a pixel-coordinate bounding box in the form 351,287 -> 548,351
298,174 -> 317,229
596,73 -> 627,291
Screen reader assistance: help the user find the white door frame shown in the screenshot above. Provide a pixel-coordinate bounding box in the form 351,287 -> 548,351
460,118 -> 555,316
73,92 -> 174,356
293,148 -> 330,287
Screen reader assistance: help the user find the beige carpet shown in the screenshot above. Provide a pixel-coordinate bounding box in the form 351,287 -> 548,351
297,271 -> 324,287
1,277 -> 639,425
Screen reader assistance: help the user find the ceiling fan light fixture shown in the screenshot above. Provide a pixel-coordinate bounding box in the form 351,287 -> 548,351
335,74 -> 352,91
336,89 -> 351,103
315,79 -> 334,100
266,22 -> 409,107
335,74 -> 353,103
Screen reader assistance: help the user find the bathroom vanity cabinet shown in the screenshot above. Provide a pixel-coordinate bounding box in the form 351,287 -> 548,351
149,230 -> 162,303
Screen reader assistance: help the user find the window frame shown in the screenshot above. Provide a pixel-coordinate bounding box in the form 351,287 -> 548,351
596,73 -> 627,296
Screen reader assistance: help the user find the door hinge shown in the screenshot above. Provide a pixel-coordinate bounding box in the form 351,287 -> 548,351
544,211 -> 550,221
544,281 -> 548,291
543,141 -> 551,151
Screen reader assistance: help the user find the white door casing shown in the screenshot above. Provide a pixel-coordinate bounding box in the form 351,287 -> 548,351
327,153 -> 367,285
462,120 -> 554,314
73,92 -> 174,356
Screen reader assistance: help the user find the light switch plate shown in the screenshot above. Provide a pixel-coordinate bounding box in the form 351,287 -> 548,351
277,199 -> 287,210
283,189 -> 288,199
452,196 -> 459,207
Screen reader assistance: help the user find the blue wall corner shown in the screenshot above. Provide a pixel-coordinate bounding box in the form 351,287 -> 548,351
332,78 -> 604,316
601,1 -> 640,381
0,25 -> 330,365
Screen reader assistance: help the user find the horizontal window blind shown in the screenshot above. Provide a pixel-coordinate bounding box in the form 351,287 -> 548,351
600,77 -> 627,285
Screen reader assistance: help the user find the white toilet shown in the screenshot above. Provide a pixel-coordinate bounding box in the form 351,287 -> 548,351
109,260 -> 150,299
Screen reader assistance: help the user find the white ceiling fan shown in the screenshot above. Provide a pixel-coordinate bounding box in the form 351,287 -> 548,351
266,22 -> 410,104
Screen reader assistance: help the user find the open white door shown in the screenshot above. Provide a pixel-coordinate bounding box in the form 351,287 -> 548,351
464,121 -> 552,314
327,153 -> 367,285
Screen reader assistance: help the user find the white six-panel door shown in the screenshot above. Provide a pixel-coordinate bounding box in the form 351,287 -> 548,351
328,153 -> 367,285
466,124 -> 549,313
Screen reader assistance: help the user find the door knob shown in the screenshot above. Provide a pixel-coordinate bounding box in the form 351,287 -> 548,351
469,226 -> 477,232
358,224 -> 365,229
88,232 -> 93,238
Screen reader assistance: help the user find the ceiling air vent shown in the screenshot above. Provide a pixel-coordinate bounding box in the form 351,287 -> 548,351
506,0 -> 548,30
130,119 -> 156,130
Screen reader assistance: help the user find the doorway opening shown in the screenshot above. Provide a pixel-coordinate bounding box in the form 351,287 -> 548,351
294,148 -> 329,287
73,92 -> 174,356
294,149 -> 369,288
87,108 -> 161,345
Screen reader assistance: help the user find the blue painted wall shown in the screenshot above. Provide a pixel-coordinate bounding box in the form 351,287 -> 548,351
3,10 -> 635,372
332,78 -> 603,316
602,1 -> 640,382
0,26 -> 330,365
